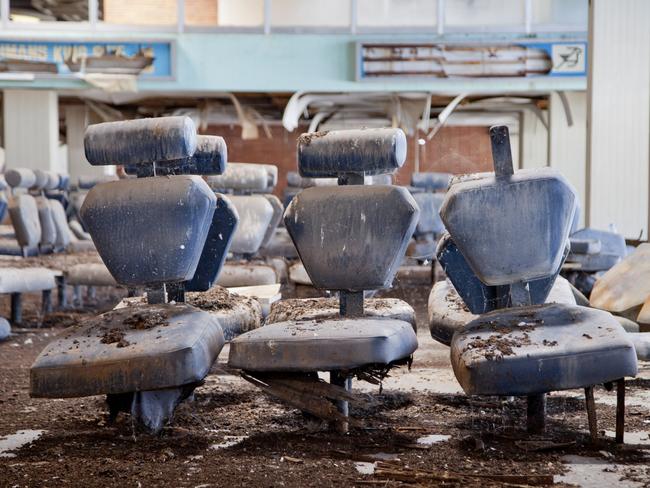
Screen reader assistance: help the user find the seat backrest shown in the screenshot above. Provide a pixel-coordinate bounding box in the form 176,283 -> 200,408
81,116 -> 237,297
411,172 -> 452,191
285,128 -> 419,300
228,195 -> 274,256
5,169 -> 41,251
411,191 -> 445,236
438,126 -> 577,307
206,162 -> 277,194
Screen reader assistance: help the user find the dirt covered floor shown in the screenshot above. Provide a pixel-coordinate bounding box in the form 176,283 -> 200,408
1,266 -> 650,487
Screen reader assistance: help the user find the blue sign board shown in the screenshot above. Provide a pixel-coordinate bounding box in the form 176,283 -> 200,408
357,40 -> 587,80
0,39 -> 173,79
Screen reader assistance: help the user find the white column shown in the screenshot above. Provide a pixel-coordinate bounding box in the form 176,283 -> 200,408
587,0 -> 650,239
549,91 -> 587,228
65,105 -> 106,181
519,108 -> 548,170
3,89 -> 59,173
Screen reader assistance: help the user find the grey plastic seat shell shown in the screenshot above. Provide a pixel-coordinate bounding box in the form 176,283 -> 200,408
31,303 -> 224,398
260,194 -> 283,248
297,128 -> 407,177
229,318 -> 417,372
80,176 -> 216,286
440,167 -> 577,286
9,194 -> 41,249
285,185 -> 419,291
411,172 -> 452,191
450,304 -> 637,396
35,197 -> 56,247
228,195 -> 274,255
411,192 -> 445,235
185,194 -> 238,292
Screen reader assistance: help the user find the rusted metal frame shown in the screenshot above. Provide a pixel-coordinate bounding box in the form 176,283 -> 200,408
584,385 -> 598,442
616,378 -> 625,444
527,393 -> 546,434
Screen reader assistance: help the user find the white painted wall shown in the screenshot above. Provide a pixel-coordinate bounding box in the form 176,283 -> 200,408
271,0 -> 351,26
519,109 -> 548,169
588,0 -> 650,239
3,90 -> 59,172
65,105 -> 107,181
549,91 -> 587,227
218,0 -> 264,26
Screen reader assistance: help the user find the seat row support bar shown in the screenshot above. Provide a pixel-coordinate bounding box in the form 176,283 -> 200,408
526,393 -> 546,434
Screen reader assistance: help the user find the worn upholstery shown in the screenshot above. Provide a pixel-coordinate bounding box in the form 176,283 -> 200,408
450,304 -> 637,396
229,318 -> 417,372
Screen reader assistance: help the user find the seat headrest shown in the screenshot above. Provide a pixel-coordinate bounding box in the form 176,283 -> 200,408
6,168 -> 37,189
206,163 -> 275,192
440,126 -> 577,286
80,176 -> 216,287
287,171 -> 392,188
297,128 -> 407,178
84,116 -> 197,166
33,170 -> 61,191
77,174 -> 119,190
411,172 -> 452,191
124,135 -> 228,177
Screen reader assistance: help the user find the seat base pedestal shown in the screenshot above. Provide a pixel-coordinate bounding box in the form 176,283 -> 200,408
106,382 -> 199,434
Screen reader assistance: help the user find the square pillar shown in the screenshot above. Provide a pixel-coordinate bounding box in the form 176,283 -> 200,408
3,90 -> 60,173
587,0 -> 650,239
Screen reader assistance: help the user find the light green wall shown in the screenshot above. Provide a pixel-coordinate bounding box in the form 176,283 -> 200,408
0,31 -> 587,93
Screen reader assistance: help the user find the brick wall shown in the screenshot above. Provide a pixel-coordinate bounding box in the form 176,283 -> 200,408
102,0 -> 218,25
205,124 -> 493,196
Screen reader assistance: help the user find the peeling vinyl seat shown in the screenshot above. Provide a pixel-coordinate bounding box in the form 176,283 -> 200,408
206,164 -> 283,287
30,116 -> 239,433
0,267 -> 60,324
266,297 -> 416,331
259,227 -> 299,259
229,128 -> 419,431
410,172 -> 452,192
230,318 -> 417,373
429,276 -> 576,346
186,286 -> 263,341
433,126 -> 636,442
31,303 -> 224,398
567,228 -> 627,272
451,304 -> 637,396
407,191 -> 445,261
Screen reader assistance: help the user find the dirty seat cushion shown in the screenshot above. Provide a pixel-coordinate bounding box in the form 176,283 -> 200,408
66,263 -> 117,287
450,304 -> 637,397
266,297 -> 417,331
216,263 -> 278,287
229,318 -> 418,372
30,303 -> 224,398
429,277 -> 577,346
0,268 -> 57,293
